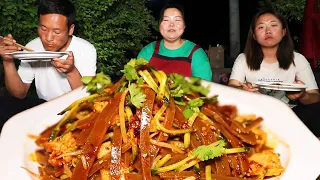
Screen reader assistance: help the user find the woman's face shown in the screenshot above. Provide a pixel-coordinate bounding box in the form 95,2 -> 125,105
254,13 -> 286,49
38,14 -> 74,51
160,8 -> 185,42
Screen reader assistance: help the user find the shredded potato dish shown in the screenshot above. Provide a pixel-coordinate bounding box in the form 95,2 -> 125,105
30,58 -> 284,180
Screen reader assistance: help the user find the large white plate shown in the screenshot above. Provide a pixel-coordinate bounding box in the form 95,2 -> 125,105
6,51 -> 68,61
255,82 -> 307,92
0,81 -> 319,180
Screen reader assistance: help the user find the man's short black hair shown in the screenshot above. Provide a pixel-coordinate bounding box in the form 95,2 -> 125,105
37,0 -> 76,28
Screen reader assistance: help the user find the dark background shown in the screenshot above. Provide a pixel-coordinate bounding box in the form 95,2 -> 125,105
147,0 -> 260,60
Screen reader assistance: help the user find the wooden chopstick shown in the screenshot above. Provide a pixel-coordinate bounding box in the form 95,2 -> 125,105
14,42 -> 34,52
0,36 -> 33,52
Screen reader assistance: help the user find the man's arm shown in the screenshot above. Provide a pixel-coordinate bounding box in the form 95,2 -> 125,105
3,61 -> 31,98
0,34 -> 31,98
66,67 -> 82,89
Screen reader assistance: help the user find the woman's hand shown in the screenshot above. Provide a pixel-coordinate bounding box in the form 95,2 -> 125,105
240,82 -> 260,93
228,80 -> 259,93
286,80 -> 306,101
286,80 -> 320,105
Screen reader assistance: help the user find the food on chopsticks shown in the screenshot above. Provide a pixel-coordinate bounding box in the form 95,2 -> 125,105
31,58 -> 284,180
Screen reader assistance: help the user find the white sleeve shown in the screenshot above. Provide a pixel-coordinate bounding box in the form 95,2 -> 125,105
295,54 -> 318,91
76,46 -> 97,76
17,61 -> 34,84
229,53 -> 247,83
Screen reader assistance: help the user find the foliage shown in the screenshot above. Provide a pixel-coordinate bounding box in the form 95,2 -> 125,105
0,0 -> 158,96
0,0 -> 39,45
0,0 -> 39,95
258,0 -> 306,22
73,0 -> 158,81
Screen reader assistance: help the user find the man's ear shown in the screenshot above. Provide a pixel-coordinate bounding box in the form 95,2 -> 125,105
68,24 -> 75,36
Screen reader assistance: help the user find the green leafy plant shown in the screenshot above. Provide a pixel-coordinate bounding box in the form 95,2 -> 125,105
73,0 -> 158,81
0,0 -> 38,45
259,0 -> 306,22
81,72 -> 112,94
0,0 -> 39,96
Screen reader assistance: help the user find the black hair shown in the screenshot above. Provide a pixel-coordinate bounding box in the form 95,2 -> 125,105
37,0 -> 76,28
244,9 -> 294,70
159,3 -> 185,22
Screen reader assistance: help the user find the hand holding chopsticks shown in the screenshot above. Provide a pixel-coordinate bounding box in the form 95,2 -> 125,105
240,82 -> 260,93
0,35 -> 33,52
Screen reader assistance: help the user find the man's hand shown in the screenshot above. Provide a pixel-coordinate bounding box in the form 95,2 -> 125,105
52,51 -> 82,89
51,51 -> 75,73
0,34 -> 21,62
1,34 -> 30,98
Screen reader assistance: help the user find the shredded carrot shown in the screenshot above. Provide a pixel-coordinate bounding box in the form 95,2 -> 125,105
119,90 -> 129,143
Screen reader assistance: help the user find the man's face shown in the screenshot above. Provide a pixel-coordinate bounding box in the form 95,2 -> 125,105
38,14 -> 74,51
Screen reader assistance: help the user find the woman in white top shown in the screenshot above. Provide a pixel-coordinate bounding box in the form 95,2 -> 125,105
228,9 -> 320,136
228,9 -> 319,105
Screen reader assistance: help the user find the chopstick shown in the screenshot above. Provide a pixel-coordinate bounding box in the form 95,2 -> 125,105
0,36 -> 33,52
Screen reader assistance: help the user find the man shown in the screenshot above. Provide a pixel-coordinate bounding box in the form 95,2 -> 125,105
0,0 -> 97,129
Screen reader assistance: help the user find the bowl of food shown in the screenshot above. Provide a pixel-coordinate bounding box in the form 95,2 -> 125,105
0,59 -> 319,180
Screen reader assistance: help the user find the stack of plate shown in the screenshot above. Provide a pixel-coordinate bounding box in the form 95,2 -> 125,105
255,82 -> 307,92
